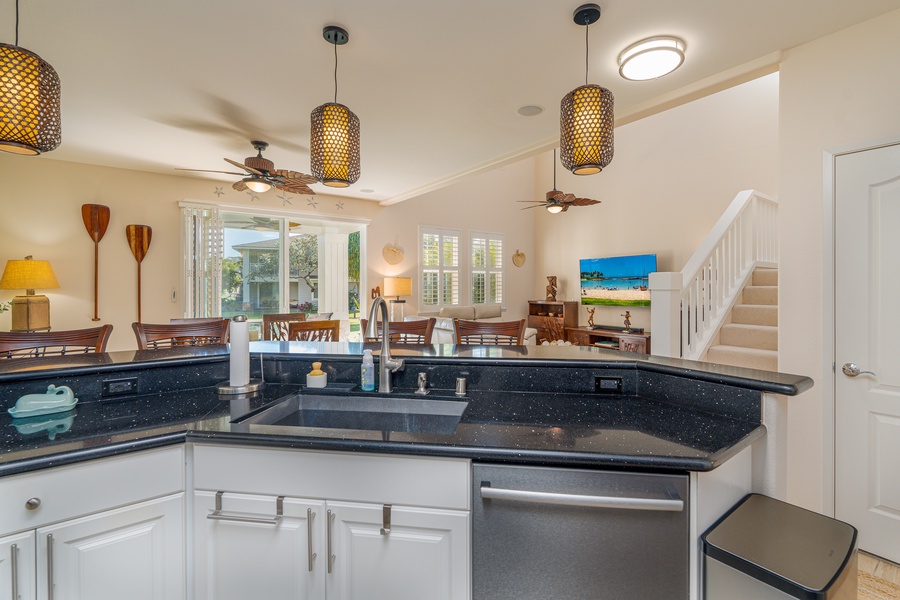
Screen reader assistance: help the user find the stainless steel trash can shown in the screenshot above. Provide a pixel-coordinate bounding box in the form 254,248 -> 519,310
702,494 -> 857,600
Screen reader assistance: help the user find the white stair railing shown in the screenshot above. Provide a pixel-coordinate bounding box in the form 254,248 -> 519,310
650,190 -> 778,360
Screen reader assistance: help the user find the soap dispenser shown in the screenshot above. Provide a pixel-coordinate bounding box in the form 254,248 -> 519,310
361,349 -> 375,391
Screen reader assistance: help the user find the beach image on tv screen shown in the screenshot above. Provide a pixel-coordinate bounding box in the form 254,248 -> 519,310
580,254 -> 656,307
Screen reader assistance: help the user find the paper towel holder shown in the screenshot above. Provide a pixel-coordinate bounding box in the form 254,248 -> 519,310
216,315 -> 266,396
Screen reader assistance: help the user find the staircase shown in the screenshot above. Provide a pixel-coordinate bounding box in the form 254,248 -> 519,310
704,268 -> 778,371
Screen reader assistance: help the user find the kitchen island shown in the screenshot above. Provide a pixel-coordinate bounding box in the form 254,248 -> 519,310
0,342 -> 811,599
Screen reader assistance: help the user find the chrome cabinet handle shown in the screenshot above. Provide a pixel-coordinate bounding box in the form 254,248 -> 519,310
10,544 -> 18,600
307,508 -> 316,573
207,492 -> 284,525
842,363 -> 875,377
25,497 -> 41,510
326,510 -> 335,574
480,485 -> 684,512
47,533 -> 54,600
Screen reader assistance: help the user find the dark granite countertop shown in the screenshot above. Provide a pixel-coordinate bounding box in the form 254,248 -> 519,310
0,342 -> 812,478
0,381 -> 763,477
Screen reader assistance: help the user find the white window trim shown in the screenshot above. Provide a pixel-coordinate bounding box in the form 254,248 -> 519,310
418,225 -> 461,313
469,230 -> 505,307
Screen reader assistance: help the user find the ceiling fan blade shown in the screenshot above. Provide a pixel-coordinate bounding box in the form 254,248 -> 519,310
520,204 -> 547,210
232,180 -> 248,192
274,182 -> 316,195
518,200 -> 549,204
569,198 -> 601,206
272,170 -> 318,185
547,190 -> 565,201
559,193 -> 576,203
224,157 -> 264,176
175,168 -> 246,176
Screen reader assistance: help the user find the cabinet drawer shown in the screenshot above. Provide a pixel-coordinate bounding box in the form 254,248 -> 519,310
0,446 -> 184,535
193,444 -> 470,510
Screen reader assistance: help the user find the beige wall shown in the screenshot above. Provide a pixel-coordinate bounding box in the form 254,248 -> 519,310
534,74 -> 780,331
366,157 -> 537,320
0,157 -> 378,351
779,8 -> 900,512
0,154 -> 536,351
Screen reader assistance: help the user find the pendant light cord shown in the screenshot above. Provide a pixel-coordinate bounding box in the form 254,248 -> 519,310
15,0 -> 20,46
584,20 -> 589,85
333,41 -> 338,104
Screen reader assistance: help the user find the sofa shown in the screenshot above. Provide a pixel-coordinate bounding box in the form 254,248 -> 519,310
408,305 -> 537,344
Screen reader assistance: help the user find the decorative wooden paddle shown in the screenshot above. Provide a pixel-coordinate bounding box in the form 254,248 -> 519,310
125,224 -> 152,322
81,204 -> 110,321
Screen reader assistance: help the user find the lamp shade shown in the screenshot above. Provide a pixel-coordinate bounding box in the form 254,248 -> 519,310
383,277 -> 411,298
310,102 -> 360,187
0,43 -> 61,155
0,258 -> 59,292
560,84 -> 614,175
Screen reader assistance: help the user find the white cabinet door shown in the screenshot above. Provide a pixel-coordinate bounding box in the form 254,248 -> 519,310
36,494 -> 184,600
327,501 -> 470,600
194,491 -> 325,600
0,531 -> 35,600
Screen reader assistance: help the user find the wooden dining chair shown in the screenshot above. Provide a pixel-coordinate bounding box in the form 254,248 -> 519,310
132,319 -> 229,350
360,318 -> 436,344
0,325 -> 114,359
288,320 -> 341,342
453,318 -> 526,345
262,313 -> 307,341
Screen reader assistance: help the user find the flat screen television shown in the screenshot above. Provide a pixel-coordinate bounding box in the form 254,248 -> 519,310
580,254 -> 656,307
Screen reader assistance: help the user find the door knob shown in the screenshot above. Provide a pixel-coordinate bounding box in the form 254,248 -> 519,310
842,363 -> 875,377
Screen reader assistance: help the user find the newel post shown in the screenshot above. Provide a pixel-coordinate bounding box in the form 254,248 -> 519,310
649,272 -> 682,358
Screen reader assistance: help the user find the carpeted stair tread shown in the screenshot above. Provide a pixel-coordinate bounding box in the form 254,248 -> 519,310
706,345 -> 778,371
732,304 -> 778,326
751,269 -> 778,286
720,323 -> 778,350
741,285 -> 778,305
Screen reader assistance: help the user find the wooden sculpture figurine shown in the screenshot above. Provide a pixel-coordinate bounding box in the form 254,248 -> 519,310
587,307 -> 595,328
546,276 -> 558,301
621,311 -> 632,332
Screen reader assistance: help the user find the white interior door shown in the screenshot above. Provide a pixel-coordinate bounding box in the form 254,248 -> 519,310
834,142 -> 900,563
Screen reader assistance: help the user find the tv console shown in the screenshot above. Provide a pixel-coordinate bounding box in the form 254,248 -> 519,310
565,327 -> 651,354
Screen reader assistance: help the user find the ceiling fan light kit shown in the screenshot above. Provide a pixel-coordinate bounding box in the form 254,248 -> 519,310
311,25 -> 360,188
618,36 -> 685,81
560,3 -> 614,176
0,0 -> 61,155
243,176 -> 272,193
518,149 -> 600,213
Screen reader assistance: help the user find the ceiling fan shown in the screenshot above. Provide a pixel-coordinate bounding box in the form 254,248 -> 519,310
177,141 -> 318,195
519,149 -> 601,213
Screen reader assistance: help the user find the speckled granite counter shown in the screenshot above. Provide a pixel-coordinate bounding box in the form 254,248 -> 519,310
0,342 -> 812,477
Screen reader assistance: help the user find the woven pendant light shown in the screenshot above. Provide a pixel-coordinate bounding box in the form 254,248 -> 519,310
311,26 -> 360,188
0,1 -> 61,155
560,4 -> 613,176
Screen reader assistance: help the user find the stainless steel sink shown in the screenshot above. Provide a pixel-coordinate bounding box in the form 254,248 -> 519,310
233,393 -> 469,434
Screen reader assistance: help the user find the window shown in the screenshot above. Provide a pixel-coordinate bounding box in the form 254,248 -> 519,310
419,226 -> 459,311
470,231 -> 503,305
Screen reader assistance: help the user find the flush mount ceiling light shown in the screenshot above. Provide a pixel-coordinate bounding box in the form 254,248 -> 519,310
0,0 -> 61,155
560,4 -> 614,176
618,36 -> 685,81
311,25 -> 360,188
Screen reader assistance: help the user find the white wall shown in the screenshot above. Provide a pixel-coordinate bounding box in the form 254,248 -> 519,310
779,8 -> 900,512
366,157 -> 537,320
0,157 -> 379,351
534,74 -> 780,331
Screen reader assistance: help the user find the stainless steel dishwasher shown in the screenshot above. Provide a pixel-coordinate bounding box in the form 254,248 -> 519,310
473,463 -> 689,599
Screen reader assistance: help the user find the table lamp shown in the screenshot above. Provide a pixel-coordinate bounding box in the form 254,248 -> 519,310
0,256 -> 60,331
383,276 -> 412,322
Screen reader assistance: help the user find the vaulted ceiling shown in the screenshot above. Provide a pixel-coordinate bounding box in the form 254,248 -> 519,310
8,0 -> 900,203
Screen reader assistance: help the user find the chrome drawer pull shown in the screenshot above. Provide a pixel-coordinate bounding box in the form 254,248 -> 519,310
326,510 -> 336,574
207,491 -> 284,524
480,485 -> 684,512
25,497 -> 41,510
47,533 -> 54,600
379,504 -> 392,536
10,544 -> 18,600
307,508 -> 316,573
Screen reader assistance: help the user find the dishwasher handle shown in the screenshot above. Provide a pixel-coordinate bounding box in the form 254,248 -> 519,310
480,484 -> 684,512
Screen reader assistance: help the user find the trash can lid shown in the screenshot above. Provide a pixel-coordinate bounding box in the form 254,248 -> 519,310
702,494 -> 857,599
